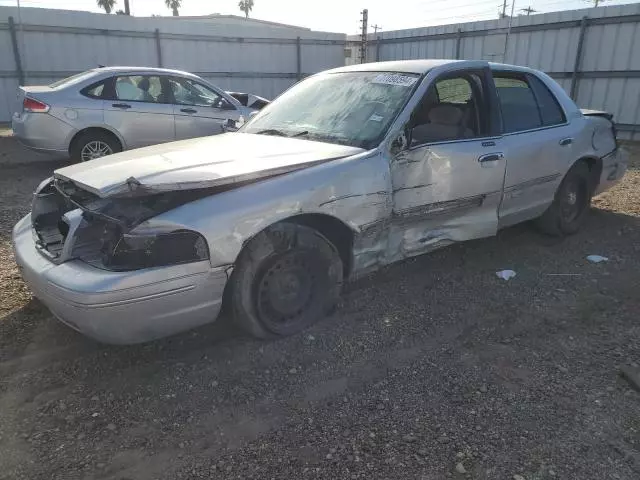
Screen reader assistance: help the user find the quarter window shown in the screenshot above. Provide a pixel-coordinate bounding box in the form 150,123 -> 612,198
81,81 -> 106,99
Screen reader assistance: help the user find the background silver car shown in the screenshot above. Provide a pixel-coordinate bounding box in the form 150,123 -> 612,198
12,66 -> 267,162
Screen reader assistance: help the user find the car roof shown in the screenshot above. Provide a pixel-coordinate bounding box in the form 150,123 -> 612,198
88,66 -> 200,77
324,59 -> 537,76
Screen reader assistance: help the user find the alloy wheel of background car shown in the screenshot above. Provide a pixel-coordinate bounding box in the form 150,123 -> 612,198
80,141 -> 113,161
536,161 -> 592,236
70,130 -> 122,163
230,222 -> 343,338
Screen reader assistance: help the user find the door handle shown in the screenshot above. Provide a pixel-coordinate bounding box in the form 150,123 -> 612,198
478,152 -> 504,163
112,103 -> 131,109
180,108 -> 197,114
559,137 -> 573,146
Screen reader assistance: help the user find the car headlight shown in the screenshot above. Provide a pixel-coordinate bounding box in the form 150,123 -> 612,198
106,229 -> 209,271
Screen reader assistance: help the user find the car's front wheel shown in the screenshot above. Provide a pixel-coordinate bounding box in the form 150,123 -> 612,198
536,161 -> 593,236
70,130 -> 122,163
229,222 -> 343,338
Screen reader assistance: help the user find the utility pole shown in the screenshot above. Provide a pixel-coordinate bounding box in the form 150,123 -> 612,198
124,0 -> 130,15
521,6 -> 536,15
359,9 -> 368,64
500,0 -> 508,18
372,24 -> 382,35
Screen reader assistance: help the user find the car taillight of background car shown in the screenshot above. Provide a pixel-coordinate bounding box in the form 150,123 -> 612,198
23,97 -> 50,113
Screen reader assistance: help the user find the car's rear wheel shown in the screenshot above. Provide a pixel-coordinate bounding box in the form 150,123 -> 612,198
70,130 -> 122,163
536,161 -> 592,236
229,222 -> 343,338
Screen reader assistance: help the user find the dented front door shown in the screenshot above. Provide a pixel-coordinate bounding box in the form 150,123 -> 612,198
389,139 -> 506,261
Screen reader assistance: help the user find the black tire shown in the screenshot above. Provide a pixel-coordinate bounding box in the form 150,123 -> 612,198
229,222 -> 343,338
536,162 -> 593,236
70,130 -> 122,163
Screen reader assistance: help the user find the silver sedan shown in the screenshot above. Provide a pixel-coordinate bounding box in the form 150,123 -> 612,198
11,66 -> 266,162
13,60 -> 627,344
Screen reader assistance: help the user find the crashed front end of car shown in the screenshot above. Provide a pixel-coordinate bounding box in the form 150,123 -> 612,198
12,176 -> 228,344
31,177 -> 213,269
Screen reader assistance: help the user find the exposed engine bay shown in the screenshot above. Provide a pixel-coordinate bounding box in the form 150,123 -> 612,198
30,178 -> 221,271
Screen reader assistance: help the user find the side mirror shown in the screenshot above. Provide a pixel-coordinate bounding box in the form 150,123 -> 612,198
218,99 -> 236,111
390,132 -> 408,155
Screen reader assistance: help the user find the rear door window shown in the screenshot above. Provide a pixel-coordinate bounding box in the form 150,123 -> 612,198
527,75 -> 566,126
114,75 -> 166,103
493,75 -> 541,133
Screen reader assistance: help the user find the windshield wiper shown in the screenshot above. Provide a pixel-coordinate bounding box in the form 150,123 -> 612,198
255,129 -> 310,138
255,129 -> 289,137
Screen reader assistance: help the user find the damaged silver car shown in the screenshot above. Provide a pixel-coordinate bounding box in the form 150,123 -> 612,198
13,60 -> 627,344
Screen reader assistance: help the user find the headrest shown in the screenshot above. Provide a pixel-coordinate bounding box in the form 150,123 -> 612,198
428,104 -> 463,126
138,77 -> 150,90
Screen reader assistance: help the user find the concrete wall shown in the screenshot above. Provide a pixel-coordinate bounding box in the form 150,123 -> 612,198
347,4 -> 640,140
0,6 -> 346,122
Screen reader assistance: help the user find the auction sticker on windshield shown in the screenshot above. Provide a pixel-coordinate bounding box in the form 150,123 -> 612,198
372,73 -> 418,87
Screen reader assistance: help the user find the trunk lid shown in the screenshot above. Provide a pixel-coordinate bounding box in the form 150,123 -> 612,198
53,132 -> 364,198
581,109 -> 613,121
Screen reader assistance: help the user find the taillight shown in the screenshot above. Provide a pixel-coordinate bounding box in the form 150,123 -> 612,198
23,97 -> 50,113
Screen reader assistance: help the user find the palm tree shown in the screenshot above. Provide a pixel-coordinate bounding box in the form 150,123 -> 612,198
165,0 -> 182,16
238,0 -> 254,18
97,0 -> 117,14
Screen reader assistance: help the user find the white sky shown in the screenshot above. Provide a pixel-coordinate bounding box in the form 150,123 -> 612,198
0,0 -> 638,33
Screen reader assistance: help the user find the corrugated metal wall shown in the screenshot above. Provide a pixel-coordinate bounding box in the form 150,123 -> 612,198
348,3 -> 640,140
0,6 -> 346,122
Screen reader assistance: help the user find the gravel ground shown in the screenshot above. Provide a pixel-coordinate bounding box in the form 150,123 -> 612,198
0,132 -> 639,480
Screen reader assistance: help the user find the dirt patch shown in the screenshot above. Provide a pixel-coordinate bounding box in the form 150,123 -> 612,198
0,138 -> 639,480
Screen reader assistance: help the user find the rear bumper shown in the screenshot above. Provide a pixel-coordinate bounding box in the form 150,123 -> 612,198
12,214 -> 228,345
12,112 -> 73,153
594,147 -> 628,195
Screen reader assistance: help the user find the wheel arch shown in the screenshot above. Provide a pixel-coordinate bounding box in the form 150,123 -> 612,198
68,125 -> 125,157
571,155 -> 602,193
230,212 -> 357,280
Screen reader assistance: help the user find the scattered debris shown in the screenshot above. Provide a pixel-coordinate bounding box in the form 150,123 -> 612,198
620,365 -> 640,392
513,475 -> 526,480
586,255 -> 609,263
455,462 -> 467,474
496,270 -> 516,281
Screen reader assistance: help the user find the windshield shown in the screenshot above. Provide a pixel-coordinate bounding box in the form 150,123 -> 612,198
242,71 -> 420,149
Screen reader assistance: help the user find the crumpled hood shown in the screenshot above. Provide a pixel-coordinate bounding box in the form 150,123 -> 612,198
54,133 -> 364,198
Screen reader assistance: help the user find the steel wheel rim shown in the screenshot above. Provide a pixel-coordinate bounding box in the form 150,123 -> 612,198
80,141 -> 113,161
560,178 -> 586,223
256,252 -> 317,332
